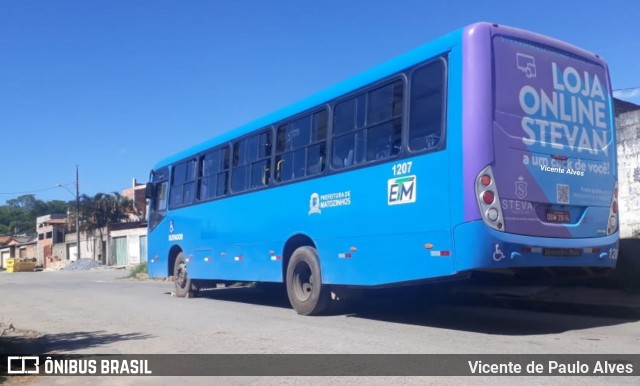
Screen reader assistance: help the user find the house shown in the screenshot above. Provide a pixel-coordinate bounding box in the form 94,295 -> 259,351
105,179 -> 148,265
64,227 -> 108,265
35,214 -> 67,268
108,221 -> 147,266
0,235 -> 37,269
43,178 -> 148,267
122,178 -> 147,222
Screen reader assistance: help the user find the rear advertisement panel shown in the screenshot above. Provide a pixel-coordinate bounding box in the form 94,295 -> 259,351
492,35 -> 615,238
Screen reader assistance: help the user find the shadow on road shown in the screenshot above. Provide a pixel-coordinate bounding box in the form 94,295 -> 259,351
192,285 -> 292,310
189,284 -> 639,336
342,300 -> 637,336
1,330 -> 152,354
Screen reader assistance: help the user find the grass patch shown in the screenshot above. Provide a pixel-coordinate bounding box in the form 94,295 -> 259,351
128,262 -> 148,279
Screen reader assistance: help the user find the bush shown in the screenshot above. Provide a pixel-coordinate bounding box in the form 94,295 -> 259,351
128,262 -> 148,279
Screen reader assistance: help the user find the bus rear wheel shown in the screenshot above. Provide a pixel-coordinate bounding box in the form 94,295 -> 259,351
286,246 -> 329,315
173,252 -> 192,298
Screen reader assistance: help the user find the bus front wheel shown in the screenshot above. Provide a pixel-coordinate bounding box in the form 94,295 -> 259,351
173,252 -> 192,298
286,246 -> 330,315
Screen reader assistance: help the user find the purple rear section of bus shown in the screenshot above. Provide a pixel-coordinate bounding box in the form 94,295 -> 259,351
462,23 -> 616,239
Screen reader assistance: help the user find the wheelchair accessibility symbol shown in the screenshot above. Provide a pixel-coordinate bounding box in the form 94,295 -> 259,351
492,244 -> 506,262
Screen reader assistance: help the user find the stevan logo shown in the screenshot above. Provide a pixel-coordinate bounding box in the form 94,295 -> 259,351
515,176 -> 528,199
388,175 -> 416,205
168,220 -> 184,241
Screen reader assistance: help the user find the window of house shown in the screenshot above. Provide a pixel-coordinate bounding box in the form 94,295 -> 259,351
275,109 -> 327,183
231,130 -> 272,193
169,159 -> 197,207
198,146 -> 230,200
332,81 -> 403,169
409,58 -> 446,151
55,230 -> 65,243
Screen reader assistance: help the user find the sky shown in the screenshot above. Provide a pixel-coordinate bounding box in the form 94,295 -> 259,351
1,0 -> 639,204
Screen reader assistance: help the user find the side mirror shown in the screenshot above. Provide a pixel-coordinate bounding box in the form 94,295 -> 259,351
145,182 -> 155,199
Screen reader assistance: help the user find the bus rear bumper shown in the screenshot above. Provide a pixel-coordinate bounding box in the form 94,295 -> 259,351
453,221 -> 619,272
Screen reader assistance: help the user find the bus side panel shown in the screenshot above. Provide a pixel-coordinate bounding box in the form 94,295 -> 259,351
305,152 -> 454,286
317,230 -> 455,286
149,151 -> 456,286
147,219 -> 172,278
186,241 -> 283,282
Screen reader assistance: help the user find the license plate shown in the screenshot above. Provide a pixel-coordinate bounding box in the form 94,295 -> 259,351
545,209 -> 570,223
543,248 -> 582,257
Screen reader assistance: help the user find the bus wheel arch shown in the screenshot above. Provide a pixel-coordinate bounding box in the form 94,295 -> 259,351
282,234 -> 316,282
168,245 -> 183,277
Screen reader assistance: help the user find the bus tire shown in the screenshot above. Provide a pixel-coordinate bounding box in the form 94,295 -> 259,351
173,252 -> 192,298
286,246 -> 329,315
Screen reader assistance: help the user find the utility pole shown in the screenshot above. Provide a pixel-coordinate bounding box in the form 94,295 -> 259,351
57,167 -> 81,261
76,165 -> 80,261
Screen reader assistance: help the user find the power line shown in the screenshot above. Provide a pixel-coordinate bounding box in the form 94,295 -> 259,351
613,87 -> 640,92
0,182 -> 75,196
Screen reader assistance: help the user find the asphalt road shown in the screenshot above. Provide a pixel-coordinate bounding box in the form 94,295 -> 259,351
1,269 -> 639,385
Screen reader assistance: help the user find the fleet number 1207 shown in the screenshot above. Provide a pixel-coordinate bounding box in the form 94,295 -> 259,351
392,161 -> 412,176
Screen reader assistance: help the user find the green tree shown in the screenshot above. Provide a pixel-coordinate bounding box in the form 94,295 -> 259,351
77,192 -> 135,261
0,195 -> 70,235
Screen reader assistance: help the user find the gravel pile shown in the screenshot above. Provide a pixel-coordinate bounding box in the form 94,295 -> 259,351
61,258 -> 103,271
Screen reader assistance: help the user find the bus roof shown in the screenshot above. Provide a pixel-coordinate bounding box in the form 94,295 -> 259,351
152,24 -> 465,170
152,21 -> 607,170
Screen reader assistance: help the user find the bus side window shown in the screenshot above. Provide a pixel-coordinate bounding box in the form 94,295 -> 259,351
149,172 -> 168,230
332,134 -> 351,169
409,58 -> 446,152
332,81 -> 402,168
231,129 -> 271,192
275,109 -> 326,182
169,159 -> 196,207
198,146 -> 230,200
307,142 -> 326,175
232,141 -> 249,192
155,181 -> 168,211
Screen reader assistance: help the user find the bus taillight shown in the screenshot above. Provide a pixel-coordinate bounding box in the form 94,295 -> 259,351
482,191 -> 495,205
475,166 -> 505,232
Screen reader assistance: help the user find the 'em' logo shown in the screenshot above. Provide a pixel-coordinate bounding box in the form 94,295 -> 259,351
7,356 -> 40,374
388,175 -> 416,205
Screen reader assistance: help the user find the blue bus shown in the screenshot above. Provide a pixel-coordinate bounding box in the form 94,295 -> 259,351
146,23 -> 619,315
